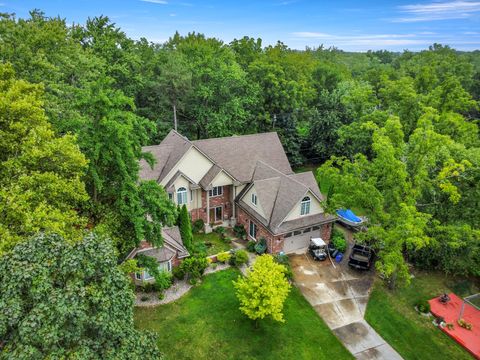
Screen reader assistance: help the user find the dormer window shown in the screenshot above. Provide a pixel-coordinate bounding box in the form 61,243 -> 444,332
300,196 -> 311,215
177,187 -> 187,205
251,193 -> 257,206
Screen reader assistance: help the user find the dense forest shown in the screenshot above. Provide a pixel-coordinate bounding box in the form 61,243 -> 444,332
0,10 -> 479,357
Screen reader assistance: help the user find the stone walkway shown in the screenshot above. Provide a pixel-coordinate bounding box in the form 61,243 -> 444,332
289,226 -> 402,360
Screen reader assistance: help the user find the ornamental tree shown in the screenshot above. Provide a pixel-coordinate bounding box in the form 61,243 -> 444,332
233,254 -> 290,325
0,232 -> 160,359
178,204 -> 193,252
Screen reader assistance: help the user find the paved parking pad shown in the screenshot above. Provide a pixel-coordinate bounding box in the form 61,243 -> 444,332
289,252 -> 402,359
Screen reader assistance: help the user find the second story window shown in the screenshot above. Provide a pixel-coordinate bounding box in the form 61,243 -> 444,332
177,187 -> 187,205
251,193 -> 257,206
300,196 -> 311,216
208,186 -> 223,197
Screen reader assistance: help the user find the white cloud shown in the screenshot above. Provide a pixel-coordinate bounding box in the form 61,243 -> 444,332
393,1 -> 480,22
140,0 -> 168,4
291,32 -> 432,47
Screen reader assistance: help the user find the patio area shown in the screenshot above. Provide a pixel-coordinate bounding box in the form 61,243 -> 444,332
429,293 -> 480,359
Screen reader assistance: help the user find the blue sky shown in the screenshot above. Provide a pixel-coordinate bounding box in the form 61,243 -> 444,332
3,0 -> 480,51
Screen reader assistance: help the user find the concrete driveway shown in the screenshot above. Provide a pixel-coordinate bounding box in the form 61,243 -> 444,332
289,232 -> 402,359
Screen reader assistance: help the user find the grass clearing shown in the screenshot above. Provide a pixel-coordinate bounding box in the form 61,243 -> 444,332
365,271 -> 478,360
193,232 -> 231,256
135,269 -> 352,360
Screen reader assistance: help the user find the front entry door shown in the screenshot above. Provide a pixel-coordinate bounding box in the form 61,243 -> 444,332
209,206 -> 223,223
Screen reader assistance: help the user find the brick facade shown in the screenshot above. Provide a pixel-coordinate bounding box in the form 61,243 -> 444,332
320,222 -> 333,242
237,206 -> 285,254
190,185 -> 233,225
237,206 -> 334,254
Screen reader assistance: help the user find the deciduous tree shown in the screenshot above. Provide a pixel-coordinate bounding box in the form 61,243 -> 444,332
0,232 -> 161,358
233,255 -> 290,325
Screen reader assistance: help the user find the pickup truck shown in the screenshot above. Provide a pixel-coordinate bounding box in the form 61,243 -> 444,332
348,244 -> 373,270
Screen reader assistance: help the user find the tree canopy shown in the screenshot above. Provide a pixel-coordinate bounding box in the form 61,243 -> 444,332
233,255 -> 291,323
0,232 -> 160,359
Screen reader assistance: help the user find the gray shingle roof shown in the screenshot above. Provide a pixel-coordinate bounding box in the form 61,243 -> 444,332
164,171 -> 198,192
199,165 -> 222,189
238,161 -> 330,235
141,246 -> 176,262
140,130 -> 293,186
192,132 -> 293,183
127,225 -> 190,262
139,131 -> 191,183
163,226 -> 190,258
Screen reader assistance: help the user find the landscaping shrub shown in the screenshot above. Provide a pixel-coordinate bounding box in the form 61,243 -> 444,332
172,266 -> 185,280
217,251 -> 231,263
246,240 -> 256,252
274,254 -> 294,280
233,249 -> 249,266
415,300 -> 431,314
154,270 -> 173,292
141,282 -> 156,293
214,226 -> 226,239
158,293 -> 165,300
233,224 -> 247,239
140,295 -> 149,302
223,236 -> 232,243
192,219 -> 205,234
180,256 -> 209,280
332,236 -> 347,253
229,249 -> 248,266
331,228 -> 347,253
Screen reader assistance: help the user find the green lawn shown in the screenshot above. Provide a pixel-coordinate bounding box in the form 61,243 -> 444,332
193,232 -> 232,256
135,269 -> 352,360
365,271 -> 478,360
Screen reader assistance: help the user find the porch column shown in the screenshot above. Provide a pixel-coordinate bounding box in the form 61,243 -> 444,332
232,185 -> 236,219
206,189 -> 210,224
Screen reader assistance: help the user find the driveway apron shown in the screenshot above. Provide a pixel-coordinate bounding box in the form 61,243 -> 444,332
289,231 -> 402,360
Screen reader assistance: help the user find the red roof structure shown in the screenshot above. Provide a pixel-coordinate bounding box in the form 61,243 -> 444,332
429,293 -> 480,359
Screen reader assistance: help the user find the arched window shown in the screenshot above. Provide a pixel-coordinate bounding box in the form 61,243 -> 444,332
177,187 -> 187,205
300,196 -> 311,215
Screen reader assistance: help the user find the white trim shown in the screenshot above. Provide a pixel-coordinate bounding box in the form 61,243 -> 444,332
208,186 -> 223,198
278,190 -> 319,226
158,259 -> 172,273
210,205 -> 223,222
251,193 -> 257,206
249,220 -> 257,240
300,196 -> 311,216
143,270 -> 154,281
177,187 -> 188,205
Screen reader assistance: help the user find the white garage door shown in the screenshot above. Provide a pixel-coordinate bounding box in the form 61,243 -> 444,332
283,226 -> 322,253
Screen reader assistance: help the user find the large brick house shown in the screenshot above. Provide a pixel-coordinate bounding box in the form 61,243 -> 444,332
139,130 -> 335,254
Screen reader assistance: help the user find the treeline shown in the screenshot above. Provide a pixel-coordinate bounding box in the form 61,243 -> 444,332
0,9 -> 479,357
1,11 -> 479,282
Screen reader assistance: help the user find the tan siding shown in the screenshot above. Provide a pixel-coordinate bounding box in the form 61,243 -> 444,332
242,185 -> 267,219
211,170 -> 234,187
284,191 -> 323,222
161,147 -> 213,186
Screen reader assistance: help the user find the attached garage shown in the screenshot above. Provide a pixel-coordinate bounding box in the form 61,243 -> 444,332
283,226 -> 322,253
